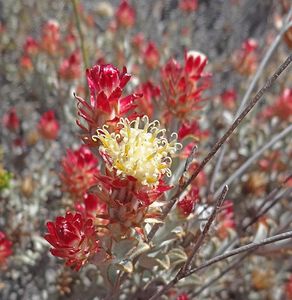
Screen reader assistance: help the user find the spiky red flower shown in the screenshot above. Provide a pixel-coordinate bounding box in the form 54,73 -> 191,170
176,293 -> 189,300
221,89 -> 237,110
273,88 -> 292,121
135,81 -> 161,117
75,193 -> 107,221
161,51 -> 209,120
0,231 -> 12,265
178,120 -> 209,140
76,64 -> 141,145
41,20 -> 60,55
23,36 -> 39,55
143,41 -> 160,69
59,51 -> 81,81
2,108 -> 20,132
177,187 -> 199,217
285,275 -> 292,300
38,110 -> 59,140
232,38 -> 258,75
217,200 -> 236,239
179,0 -> 198,12
60,146 -> 98,199
116,0 -> 136,28
45,212 -> 99,271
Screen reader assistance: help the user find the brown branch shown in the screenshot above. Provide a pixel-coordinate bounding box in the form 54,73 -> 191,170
71,0 -> 89,69
208,6 -> 292,193
192,252 -> 251,297
150,231 -> 292,300
179,186 -> 228,274
185,230 -> 292,277
150,187 -> 228,300
147,54 -> 292,242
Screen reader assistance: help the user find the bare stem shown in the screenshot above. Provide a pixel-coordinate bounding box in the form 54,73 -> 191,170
185,230 -> 292,277
192,252 -> 250,297
71,0 -> 89,69
214,125 -> 292,198
180,186 -> 228,274
150,231 -> 292,300
208,6 -> 292,193
147,54 -> 292,242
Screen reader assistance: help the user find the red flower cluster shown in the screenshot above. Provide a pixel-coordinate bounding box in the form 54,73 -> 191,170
59,51 -> 81,81
179,0 -> 198,12
38,110 -> 59,140
2,108 -> 20,132
45,212 -> 99,270
232,38 -> 258,76
60,146 -> 98,199
161,51 -> 209,120
217,200 -> 236,239
263,88 -> 292,122
178,120 -> 209,141
41,20 -> 60,55
76,64 -> 141,145
220,88 -> 237,110
143,41 -> 160,69
177,187 -> 199,217
0,231 -> 12,266
115,0 -> 136,29
135,80 -> 161,117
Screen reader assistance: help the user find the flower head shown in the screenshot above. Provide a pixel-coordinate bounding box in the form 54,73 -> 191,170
2,108 -> 20,132
232,38 -> 258,75
161,51 -> 209,120
60,146 -> 98,199
38,110 -> 59,140
59,51 -> 81,81
179,0 -> 198,12
177,187 -> 199,217
143,41 -> 160,69
115,0 -> 136,28
0,231 -> 12,265
23,36 -> 39,55
41,20 -> 60,54
93,116 -> 181,187
76,64 -> 140,145
45,212 -> 99,270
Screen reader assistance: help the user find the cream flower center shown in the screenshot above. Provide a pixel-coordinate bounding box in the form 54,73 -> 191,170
92,116 -> 181,186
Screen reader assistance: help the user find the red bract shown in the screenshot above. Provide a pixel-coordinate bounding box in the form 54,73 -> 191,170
38,110 -> 59,140
178,120 -> 209,140
45,212 -> 99,271
20,55 -> 33,71
59,51 -> 81,80
217,200 -> 236,239
264,88 -> 292,121
135,81 -> 161,117
60,146 -> 98,199
0,231 -> 12,265
177,187 -> 199,217
220,89 -> 237,110
41,20 -> 60,55
286,275 -> 292,300
179,0 -> 198,12
116,0 -> 136,28
131,32 -> 145,51
2,108 -> 20,132
76,64 -> 141,145
143,41 -> 160,69
23,36 -> 39,55
176,293 -> 189,300
76,193 -> 107,222
161,51 -> 209,120
232,38 -> 258,76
